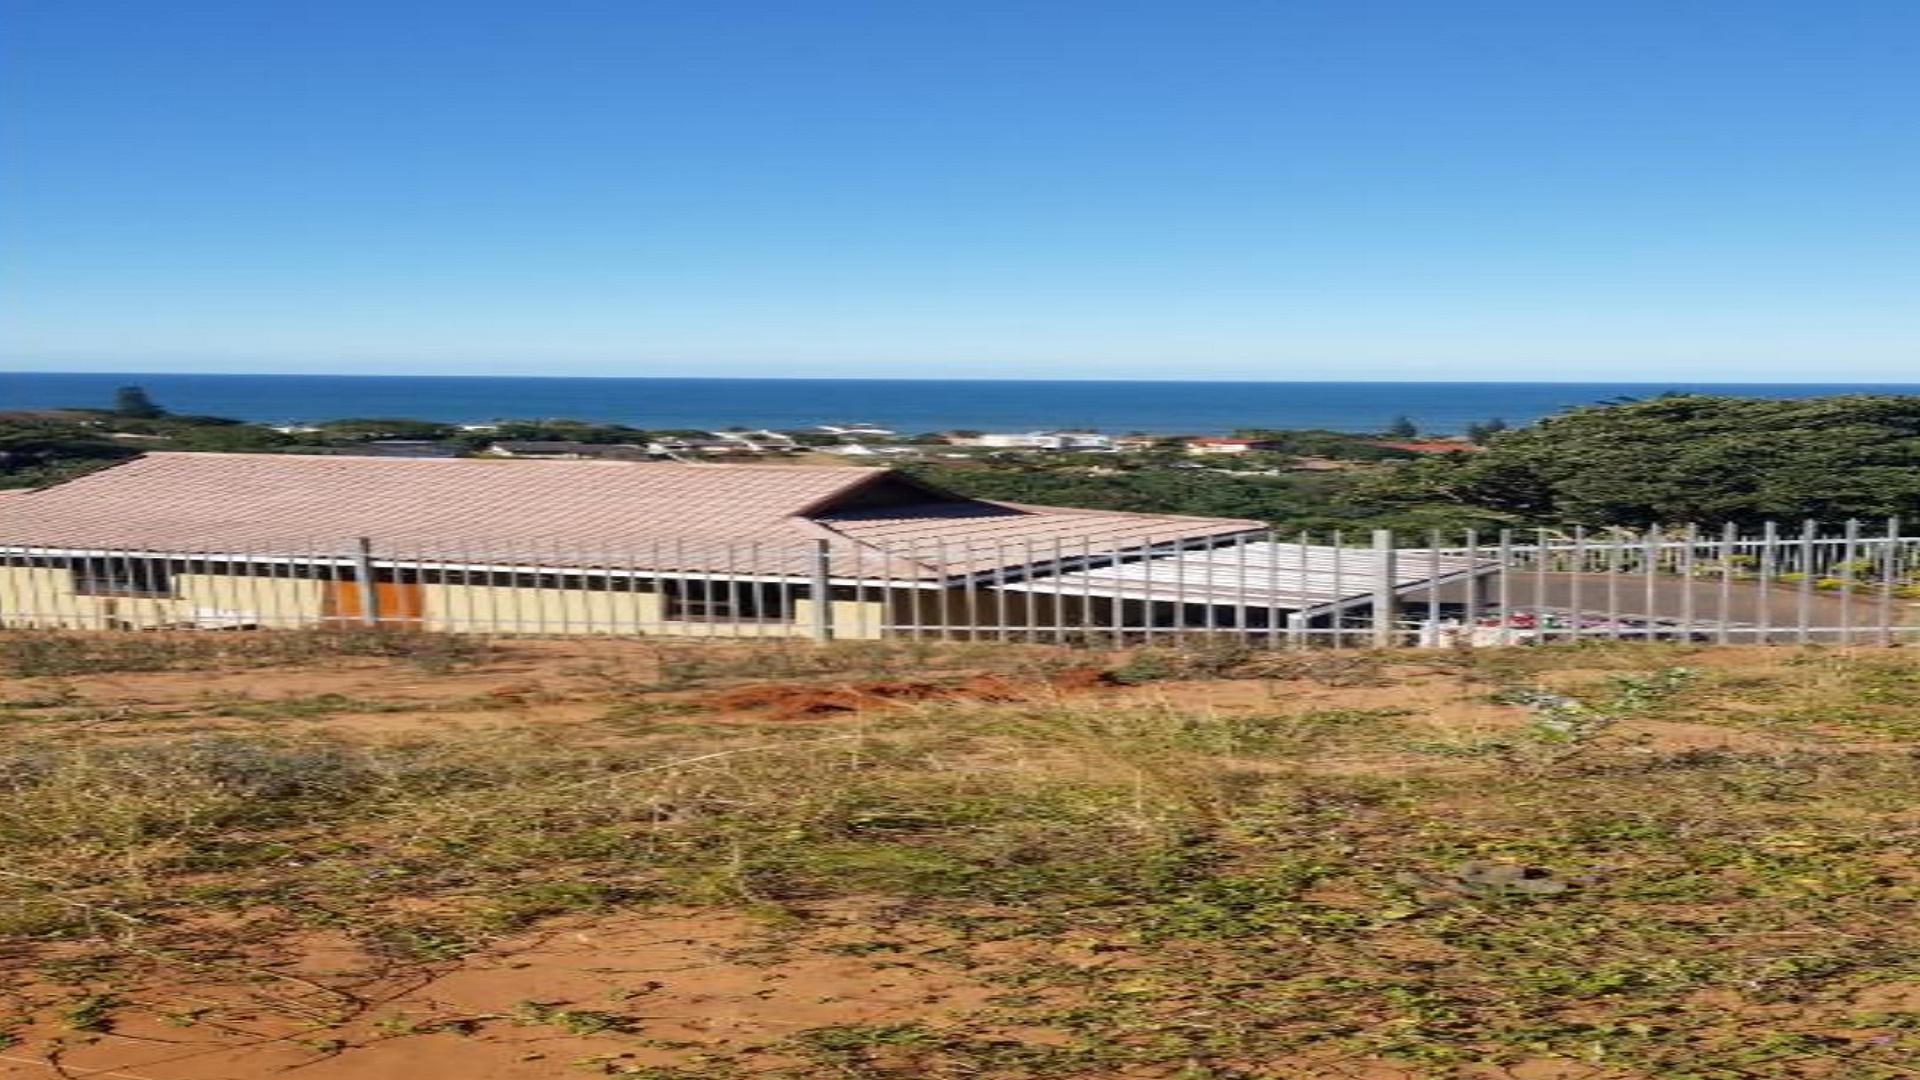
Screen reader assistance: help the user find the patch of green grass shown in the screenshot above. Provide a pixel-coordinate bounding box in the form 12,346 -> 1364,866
58,993 -> 119,1032
511,999 -> 640,1036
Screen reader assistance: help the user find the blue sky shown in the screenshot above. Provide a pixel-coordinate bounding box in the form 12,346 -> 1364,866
2,0 -> 1916,381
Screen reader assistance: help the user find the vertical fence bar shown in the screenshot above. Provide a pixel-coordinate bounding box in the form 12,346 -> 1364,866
959,542 -> 980,643
1231,534 -> 1250,640
552,542 -> 573,637
1678,524 -> 1698,640
1052,538 -> 1068,646
930,540 -> 950,642
1757,521 -> 1777,644
1370,529 -> 1397,649
1136,534 -> 1152,641
1797,520 -> 1817,644
1291,530 -> 1311,649
1461,529 -> 1481,645
1424,531 -> 1441,645
1172,536 -> 1189,646
1878,517 -> 1901,646
1263,528 -> 1282,649
1603,530 -> 1623,638
1079,535 -> 1095,648
1200,533 -> 1219,640
1568,526 -> 1587,643
886,544 -> 907,641
1336,526 -> 1351,641
1839,519 -> 1861,646
1641,526 -> 1661,642
1531,528 -> 1550,642
1024,539 -> 1040,644
1716,522 -> 1736,645
809,539 -> 833,642
1495,529 -> 1514,645
352,536 -> 380,627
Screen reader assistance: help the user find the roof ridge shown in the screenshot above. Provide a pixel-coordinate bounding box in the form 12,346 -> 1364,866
132,451 -> 882,474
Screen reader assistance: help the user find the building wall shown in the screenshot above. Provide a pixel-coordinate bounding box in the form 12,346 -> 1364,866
417,582 -> 887,638
0,565 -> 323,630
0,563 -> 905,640
885,586 -> 1103,638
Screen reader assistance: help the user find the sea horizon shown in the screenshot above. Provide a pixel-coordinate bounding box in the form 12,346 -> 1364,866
8,371 -> 1919,436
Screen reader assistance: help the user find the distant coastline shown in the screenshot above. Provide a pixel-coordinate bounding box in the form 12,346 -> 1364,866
9,372 -> 1919,436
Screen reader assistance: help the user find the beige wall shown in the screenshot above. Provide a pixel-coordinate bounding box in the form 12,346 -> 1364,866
419,582 -> 890,638
0,566 -> 323,630
0,563 -> 894,639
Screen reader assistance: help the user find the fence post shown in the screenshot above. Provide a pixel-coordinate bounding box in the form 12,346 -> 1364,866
809,539 -> 834,642
351,536 -> 380,626
1371,529 -> 1398,649
1880,516 -> 1901,647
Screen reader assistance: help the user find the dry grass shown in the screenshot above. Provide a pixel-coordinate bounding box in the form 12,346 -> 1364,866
1,634 -> 1919,1078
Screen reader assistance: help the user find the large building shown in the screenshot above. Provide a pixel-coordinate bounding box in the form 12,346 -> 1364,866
0,454 -> 1487,638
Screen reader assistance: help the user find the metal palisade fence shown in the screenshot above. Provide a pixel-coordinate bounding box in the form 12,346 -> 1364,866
1,520 -> 1916,646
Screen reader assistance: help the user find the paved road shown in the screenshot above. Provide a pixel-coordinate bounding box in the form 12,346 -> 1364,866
1406,571 -> 1912,642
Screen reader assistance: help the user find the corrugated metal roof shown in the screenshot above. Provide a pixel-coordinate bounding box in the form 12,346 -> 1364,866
0,453 -> 1258,578
814,500 -> 1262,573
1001,541 -> 1495,612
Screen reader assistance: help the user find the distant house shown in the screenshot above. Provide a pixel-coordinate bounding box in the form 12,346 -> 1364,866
956,431 -> 1113,451
710,429 -> 797,451
482,441 -> 652,461
1185,437 -> 1287,456
343,440 -> 463,459
825,444 -> 963,459
649,437 -> 755,456
815,423 -> 896,438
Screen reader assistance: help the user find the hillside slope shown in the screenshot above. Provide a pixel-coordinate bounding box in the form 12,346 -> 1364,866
2,632 -> 1918,1079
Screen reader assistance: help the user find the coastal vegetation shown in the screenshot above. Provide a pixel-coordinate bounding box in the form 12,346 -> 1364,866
1357,394 -> 1920,527
6,388 -> 1920,532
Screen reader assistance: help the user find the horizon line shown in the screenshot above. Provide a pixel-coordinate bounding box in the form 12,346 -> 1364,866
11,370 -> 1920,388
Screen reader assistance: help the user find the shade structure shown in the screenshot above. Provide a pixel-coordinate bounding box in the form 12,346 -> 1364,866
997,541 -> 1498,616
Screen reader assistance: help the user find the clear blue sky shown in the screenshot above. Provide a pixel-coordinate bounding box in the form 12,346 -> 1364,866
2,0 -> 1916,381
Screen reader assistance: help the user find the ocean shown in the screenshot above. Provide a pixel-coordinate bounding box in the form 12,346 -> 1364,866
6,372 -> 1917,435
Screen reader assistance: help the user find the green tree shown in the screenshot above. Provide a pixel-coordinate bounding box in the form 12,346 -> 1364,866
112,385 -> 167,419
1356,394 -> 1920,527
1383,415 -> 1419,439
1462,417 -> 1510,444
1231,428 -> 1418,462
313,417 -> 455,441
0,417 -> 139,488
164,424 -> 295,452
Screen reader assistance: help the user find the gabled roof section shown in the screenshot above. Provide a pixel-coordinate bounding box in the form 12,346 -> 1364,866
0,452 -> 1261,578
812,500 -> 1263,573
0,453 -> 878,555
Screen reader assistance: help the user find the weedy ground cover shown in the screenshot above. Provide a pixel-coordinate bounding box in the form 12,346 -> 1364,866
0,635 -> 1917,1078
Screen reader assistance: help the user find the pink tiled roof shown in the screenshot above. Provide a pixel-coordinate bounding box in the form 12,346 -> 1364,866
0,453 -> 1258,578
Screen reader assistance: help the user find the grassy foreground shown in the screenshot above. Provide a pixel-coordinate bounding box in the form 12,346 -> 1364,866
2,631 -> 1920,1078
